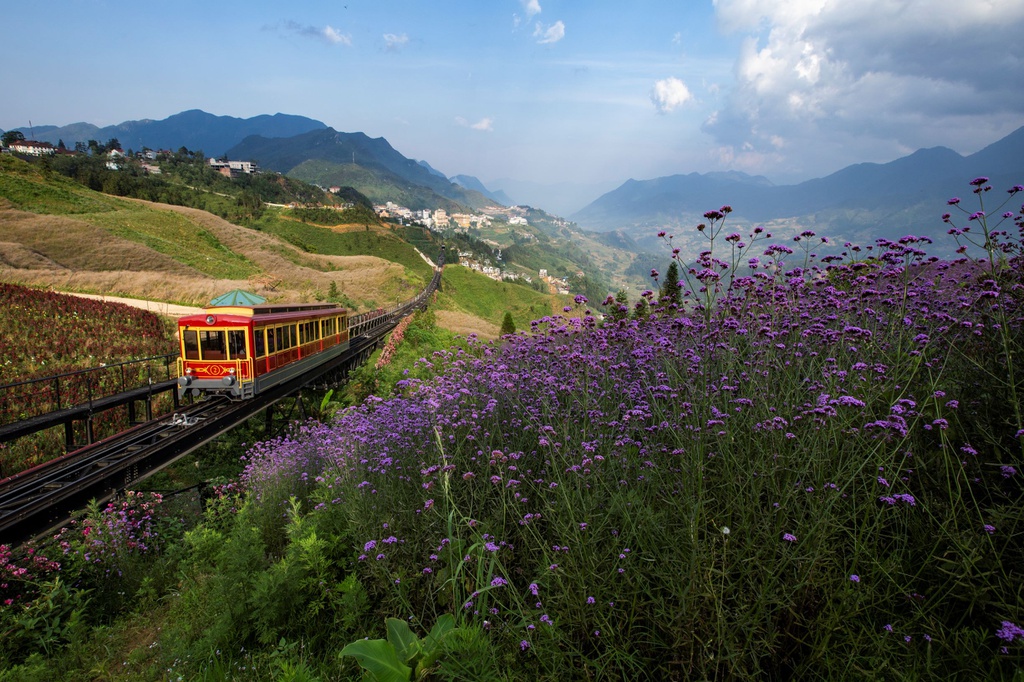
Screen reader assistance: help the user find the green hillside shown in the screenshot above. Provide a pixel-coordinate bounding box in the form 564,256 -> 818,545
0,154 -> 121,215
437,265 -> 563,329
0,156 -> 257,279
254,210 -> 433,281
289,158 -> 467,212
0,153 -> 576,323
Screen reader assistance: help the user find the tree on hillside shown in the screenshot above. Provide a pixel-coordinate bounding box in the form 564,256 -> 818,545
609,289 -> 630,322
660,260 -> 682,306
1,130 -> 25,147
500,312 -> 516,336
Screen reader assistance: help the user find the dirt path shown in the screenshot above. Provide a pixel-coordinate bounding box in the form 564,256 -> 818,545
58,292 -> 203,317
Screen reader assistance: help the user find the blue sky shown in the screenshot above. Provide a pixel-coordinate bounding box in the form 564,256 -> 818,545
4,0 -> 1024,188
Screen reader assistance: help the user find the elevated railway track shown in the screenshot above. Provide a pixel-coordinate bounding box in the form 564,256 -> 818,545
0,257 -> 443,546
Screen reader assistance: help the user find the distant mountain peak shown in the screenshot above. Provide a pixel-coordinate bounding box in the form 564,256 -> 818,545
418,160 -> 448,179
14,109 -> 328,156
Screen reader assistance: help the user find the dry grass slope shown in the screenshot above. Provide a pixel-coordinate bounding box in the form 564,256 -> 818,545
0,197 -> 415,310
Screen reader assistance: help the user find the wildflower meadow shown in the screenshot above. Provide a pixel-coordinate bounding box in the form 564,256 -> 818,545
2,179 -> 1023,680
0,284 -> 177,478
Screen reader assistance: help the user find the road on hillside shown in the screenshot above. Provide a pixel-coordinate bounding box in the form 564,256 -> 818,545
57,292 -> 203,317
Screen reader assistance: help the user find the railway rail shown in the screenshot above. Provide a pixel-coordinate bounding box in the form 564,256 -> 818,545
0,253 -> 443,546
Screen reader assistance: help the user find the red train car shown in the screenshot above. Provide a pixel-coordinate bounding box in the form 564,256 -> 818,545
176,302 -> 349,399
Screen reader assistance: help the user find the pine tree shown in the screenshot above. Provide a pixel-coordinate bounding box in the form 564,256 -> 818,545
660,260 -> 682,306
500,312 -> 516,335
610,289 -> 630,322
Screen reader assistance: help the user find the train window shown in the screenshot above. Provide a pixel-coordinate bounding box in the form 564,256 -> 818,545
200,330 -> 226,361
313,321 -> 320,339
228,330 -> 247,359
255,328 -> 266,357
276,326 -> 285,351
288,325 -> 297,348
183,329 -> 199,359
267,327 -> 276,353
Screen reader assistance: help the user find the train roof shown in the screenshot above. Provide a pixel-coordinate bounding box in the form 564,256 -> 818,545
207,302 -> 346,316
178,302 -> 347,326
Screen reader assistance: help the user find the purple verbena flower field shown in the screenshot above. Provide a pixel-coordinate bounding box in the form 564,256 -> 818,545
233,182 -> 1024,677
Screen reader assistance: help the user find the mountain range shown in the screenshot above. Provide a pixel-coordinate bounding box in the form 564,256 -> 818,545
8,110 -> 327,157
225,128 -> 497,212
570,127 -> 1024,252
8,109 -> 1023,257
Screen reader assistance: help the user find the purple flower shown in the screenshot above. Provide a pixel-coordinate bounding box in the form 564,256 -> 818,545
970,176 -> 990,186
586,596 -> 595,604
850,574 -> 860,583
984,524 -> 996,534
490,576 -> 508,587
782,533 -> 797,543
520,640 -> 531,651
996,621 -> 1024,642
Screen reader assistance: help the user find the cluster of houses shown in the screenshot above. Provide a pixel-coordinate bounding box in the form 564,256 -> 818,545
4,140 -> 60,156
372,202 -> 546,284
207,158 -> 258,177
0,138 -> 263,178
374,202 -> 495,233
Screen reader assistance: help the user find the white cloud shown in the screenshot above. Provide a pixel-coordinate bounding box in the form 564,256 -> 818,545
651,77 -> 693,114
522,0 -> 542,18
456,116 -> 494,132
322,26 -> 351,45
707,0 -> 1024,176
278,21 -> 352,46
383,33 -> 408,51
534,20 -> 565,44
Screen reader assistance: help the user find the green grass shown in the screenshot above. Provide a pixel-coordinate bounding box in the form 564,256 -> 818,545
80,205 -> 259,280
0,155 -> 119,214
255,211 -> 433,280
438,265 -> 562,328
0,155 -> 258,279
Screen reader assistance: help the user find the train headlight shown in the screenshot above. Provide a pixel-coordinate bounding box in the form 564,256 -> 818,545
178,375 -> 192,387
222,375 -> 236,386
